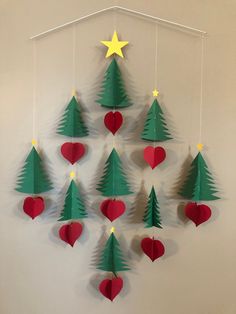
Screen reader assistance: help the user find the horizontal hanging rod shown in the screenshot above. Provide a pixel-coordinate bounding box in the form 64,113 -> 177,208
30,5 -> 207,40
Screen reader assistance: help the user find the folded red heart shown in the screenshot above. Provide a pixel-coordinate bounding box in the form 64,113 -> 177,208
23,196 -> 45,219
141,237 -> 165,262
104,111 -> 123,135
59,222 -> 83,247
185,202 -> 211,226
99,277 -> 123,302
61,142 -> 85,165
100,199 -> 126,222
143,146 -> 166,169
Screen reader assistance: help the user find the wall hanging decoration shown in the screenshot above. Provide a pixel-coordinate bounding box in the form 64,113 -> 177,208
26,5 -> 209,300
98,228 -> 130,301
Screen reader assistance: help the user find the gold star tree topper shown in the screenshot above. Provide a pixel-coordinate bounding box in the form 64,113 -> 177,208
152,89 -> 159,97
101,31 -> 129,58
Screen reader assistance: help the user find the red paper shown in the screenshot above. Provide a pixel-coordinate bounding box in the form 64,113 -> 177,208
104,111 -> 123,135
185,202 -> 211,226
99,277 -> 123,301
23,196 -> 45,219
61,142 -> 85,165
141,237 -> 165,262
59,222 -> 83,247
100,199 -> 126,222
143,146 -> 166,169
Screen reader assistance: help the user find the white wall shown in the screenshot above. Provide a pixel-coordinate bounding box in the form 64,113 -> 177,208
0,0 -> 236,313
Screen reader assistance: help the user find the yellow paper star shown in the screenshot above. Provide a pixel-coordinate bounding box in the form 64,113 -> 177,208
70,171 -> 75,179
152,89 -> 159,97
31,139 -> 37,146
110,227 -> 115,233
197,143 -> 204,151
71,89 -> 77,97
101,31 -> 129,58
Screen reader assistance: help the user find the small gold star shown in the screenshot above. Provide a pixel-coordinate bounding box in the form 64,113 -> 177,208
110,227 -> 115,233
71,89 -> 77,97
152,89 -> 159,97
31,139 -> 37,146
197,143 -> 204,151
101,31 -> 129,58
70,171 -> 75,179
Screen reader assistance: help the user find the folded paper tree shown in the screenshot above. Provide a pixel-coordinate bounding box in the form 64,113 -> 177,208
143,186 -> 162,228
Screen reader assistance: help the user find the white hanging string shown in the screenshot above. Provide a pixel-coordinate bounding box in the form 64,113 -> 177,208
154,23 -> 158,89
32,40 -> 37,141
72,24 -> 77,91
199,35 -> 205,144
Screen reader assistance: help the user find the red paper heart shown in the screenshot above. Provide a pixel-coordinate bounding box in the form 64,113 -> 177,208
185,202 -> 211,226
104,111 -> 123,135
99,277 -> 123,301
23,196 -> 45,219
61,142 -> 85,165
141,237 -> 165,262
59,222 -> 83,247
143,146 -> 166,169
100,199 -> 126,222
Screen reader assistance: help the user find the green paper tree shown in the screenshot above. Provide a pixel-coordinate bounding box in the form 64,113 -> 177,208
97,148 -> 132,197
58,179 -> 87,221
143,186 -> 162,228
179,152 -> 219,201
141,99 -> 172,142
16,146 -> 53,194
97,58 -> 132,108
57,96 -> 89,137
97,232 -> 130,275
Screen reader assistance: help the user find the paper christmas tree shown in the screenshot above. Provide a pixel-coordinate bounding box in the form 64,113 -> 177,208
97,58 -> 131,109
143,186 -> 162,228
179,152 -> 219,201
57,96 -> 89,137
16,146 -> 53,194
141,99 -> 171,142
58,179 -> 87,221
97,148 -> 132,197
97,231 -> 130,275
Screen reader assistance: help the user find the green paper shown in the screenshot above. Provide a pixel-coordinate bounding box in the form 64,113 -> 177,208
143,186 -> 162,228
16,147 -> 53,194
97,233 -> 130,274
58,179 -> 87,221
57,96 -> 89,137
97,148 -> 132,197
179,152 -> 219,201
141,99 -> 172,142
97,58 -> 132,108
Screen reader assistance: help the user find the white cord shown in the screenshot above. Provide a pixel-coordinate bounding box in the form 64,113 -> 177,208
32,40 -> 37,140
72,24 -> 76,90
199,35 -> 205,144
154,23 -> 158,88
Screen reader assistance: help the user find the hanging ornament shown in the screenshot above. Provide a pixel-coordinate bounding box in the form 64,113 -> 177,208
16,144 -> 53,194
143,186 -> 162,228
143,146 -> 166,169
59,221 -> 83,247
101,30 -> 129,58
104,111 -> 123,135
141,99 -> 172,142
97,59 -> 132,109
57,96 -> 89,137
97,148 -> 132,197
141,237 -> 165,262
100,199 -> 126,222
60,142 -> 85,165
99,277 -> 123,302
184,202 -> 211,226
23,196 -> 45,219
